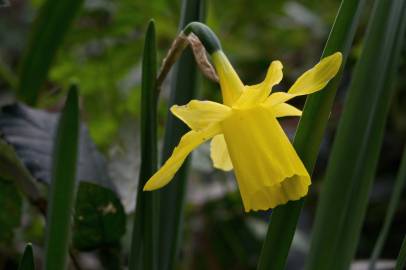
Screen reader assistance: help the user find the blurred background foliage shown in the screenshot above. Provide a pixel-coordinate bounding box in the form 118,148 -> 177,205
0,0 -> 405,269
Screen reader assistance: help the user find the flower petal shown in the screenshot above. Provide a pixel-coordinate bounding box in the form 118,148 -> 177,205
171,100 -> 231,130
233,61 -> 283,109
288,52 -> 342,95
144,124 -> 222,191
272,103 -> 302,118
262,52 -> 342,107
221,106 -> 310,211
210,134 -> 233,171
211,51 -> 244,106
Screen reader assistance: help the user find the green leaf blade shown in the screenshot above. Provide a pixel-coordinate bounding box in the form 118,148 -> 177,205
44,86 -> 80,270
305,0 -> 406,269
257,0 -> 367,269
129,19 -> 159,270
18,243 -> 35,270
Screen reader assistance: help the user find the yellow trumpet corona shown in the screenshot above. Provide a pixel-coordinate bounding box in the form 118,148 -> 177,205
144,50 -> 342,212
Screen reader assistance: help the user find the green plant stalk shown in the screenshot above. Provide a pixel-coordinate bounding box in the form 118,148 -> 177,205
18,243 -> 35,270
395,235 -> 406,270
0,57 -> 17,90
157,1 -> 205,269
305,0 -> 406,269
44,86 -> 79,270
370,146 -> 406,269
18,0 -> 84,105
257,0 -> 366,269
129,20 -> 159,270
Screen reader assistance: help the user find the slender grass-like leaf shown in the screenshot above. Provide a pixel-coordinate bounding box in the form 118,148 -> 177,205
0,57 -> 17,90
257,1 -> 366,269
157,1 -> 205,270
395,235 -> 406,270
44,86 -> 80,270
129,20 -> 159,270
18,243 -> 35,270
369,146 -> 406,269
18,0 -> 84,105
305,0 -> 406,269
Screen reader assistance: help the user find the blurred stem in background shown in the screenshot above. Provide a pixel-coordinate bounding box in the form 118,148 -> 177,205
129,20 -> 159,270
395,235 -> 406,270
369,146 -> 406,269
156,1 -> 205,270
44,87 -> 79,270
257,0 -> 366,269
305,0 -> 406,269
17,0 -> 84,105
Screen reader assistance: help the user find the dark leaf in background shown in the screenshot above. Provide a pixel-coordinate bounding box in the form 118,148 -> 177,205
73,182 -> 126,251
0,103 -> 114,190
0,177 -> 22,244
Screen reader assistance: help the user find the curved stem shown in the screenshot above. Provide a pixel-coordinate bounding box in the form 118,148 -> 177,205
183,22 -> 222,54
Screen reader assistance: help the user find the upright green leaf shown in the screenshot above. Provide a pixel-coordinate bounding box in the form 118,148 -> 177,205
370,147 -> 406,269
395,235 -> 406,270
44,86 -> 80,270
128,20 -> 159,270
305,0 -> 406,269
18,243 -> 35,270
257,0 -> 366,269
157,1 -> 205,270
18,0 -> 84,105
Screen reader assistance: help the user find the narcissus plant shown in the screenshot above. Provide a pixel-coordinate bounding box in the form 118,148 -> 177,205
144,22 -> 342,212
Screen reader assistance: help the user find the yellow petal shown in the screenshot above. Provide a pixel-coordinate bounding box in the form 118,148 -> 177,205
211,51 -> 244,106
263,91 -> 293,107
272,103 -> 302,118
288,52 -> 342,95
221,106 -> 310,211
233,61 -> 283,109
144,124 -> 222,191
171,100 -> 231,130
210,134 -> 233,171
263,52 -> 342,107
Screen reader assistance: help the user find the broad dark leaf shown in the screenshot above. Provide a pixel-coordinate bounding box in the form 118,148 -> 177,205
73,182 -> 126,251
0,103 -> 113,190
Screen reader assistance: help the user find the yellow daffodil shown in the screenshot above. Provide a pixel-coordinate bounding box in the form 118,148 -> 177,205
144,24 -> 342,212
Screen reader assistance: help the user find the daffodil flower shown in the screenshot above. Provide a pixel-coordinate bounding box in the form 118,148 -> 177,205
144,23 -> 342,212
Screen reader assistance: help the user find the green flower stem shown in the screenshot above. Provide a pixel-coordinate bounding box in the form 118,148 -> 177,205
183,22 -> 222,54
157,1 -> 205,269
